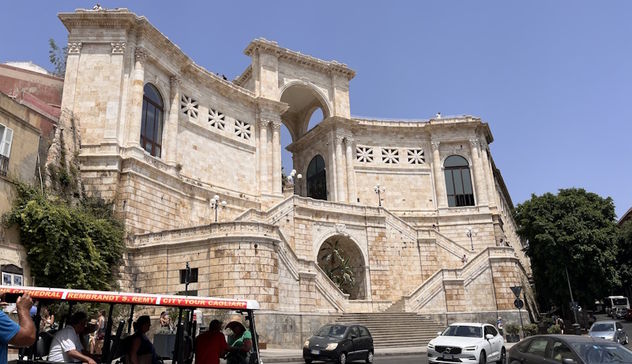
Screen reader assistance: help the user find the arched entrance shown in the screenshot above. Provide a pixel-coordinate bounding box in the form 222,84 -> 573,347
306,155 -> 326,200
317,235 -> 366,300
279,82 -> 331,142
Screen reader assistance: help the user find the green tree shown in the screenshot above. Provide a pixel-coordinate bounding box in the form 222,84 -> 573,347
318,240 -> 355,294
616,220 -> 632,298
514,188 -> 619,314
48,38 -> 67,78
3,183 -> 124,290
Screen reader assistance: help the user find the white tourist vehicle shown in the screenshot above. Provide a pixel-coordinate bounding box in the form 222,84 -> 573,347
427,323 -> 505,364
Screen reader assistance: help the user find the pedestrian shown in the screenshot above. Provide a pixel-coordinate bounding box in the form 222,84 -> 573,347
40,307 -> 55,331
159,311 -> 172,332
497,316 -> 504,337
461,254 -> 468,264
555,316 -> 565,334
0,293 -> 36,364
48,311 -> 96,364
127,315 -> 160,364
195,319 -> 228,364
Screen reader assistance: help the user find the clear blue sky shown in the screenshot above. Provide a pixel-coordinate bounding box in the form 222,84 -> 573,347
2,1 -> 630,219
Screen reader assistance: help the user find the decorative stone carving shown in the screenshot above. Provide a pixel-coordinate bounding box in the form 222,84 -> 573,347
270,121 -> 281,131
381,148 -> 399,164
169,76 -> 181,90
431,140 -> 441,151
67,42 -> 82,54
407,149 -> 425,164
180,95 -> 198,118
335,223 -> 348,236
356,146 -> 374,163
258,119 -> 270,128
344,136 -> 354,146
208,109 -> 226,130
234,120 -> 252,140
111,42 -> 126,54
134,47 -> 147,62
469,138 -> 480,149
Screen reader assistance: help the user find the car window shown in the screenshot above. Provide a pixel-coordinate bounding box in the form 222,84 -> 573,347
549,341 -> 580,363
485,326 -> 498,336
592,323 -> 615,332
359,326 -> 370,337
526,338 -> 549,357
515,338 -> 532,353
571,341 -> 632,364
316,324 -> 348,338
443,325 -> 483,338
349,326 -> 360,338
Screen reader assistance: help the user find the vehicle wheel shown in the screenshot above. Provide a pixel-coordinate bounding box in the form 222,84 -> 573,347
479,350 -> 487,364
338,352 -> 347,364
366,350 -> 374,363
497,347 -> 506,364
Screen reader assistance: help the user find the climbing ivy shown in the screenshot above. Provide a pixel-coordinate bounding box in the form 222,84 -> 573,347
3,183 -> 125,290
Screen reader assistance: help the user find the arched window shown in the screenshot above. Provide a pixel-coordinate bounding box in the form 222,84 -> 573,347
140,83 -> 164,157
444,155 -> 474,207
306,155 -> 327,200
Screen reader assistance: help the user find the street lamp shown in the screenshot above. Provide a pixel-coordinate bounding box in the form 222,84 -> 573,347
210,195 -> 226,222
466,229 -> 474,251
374,184 -> 385,207
289,169 -> 303,196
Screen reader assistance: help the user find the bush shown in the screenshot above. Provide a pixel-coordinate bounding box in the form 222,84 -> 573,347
505,323 -> 520,335
523,323 -> 538,337
547,324 -> 562,334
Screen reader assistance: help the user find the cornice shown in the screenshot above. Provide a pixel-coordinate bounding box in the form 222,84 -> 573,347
233,65 -> 252,87
244,38 -> 356,80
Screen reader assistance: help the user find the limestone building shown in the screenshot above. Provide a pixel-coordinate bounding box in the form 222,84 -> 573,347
55,8 -> 536,346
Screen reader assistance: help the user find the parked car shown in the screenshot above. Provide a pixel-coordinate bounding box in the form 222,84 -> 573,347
507,334 -> 632,364
613,307 -> 628,320
427,323 -> 505,364
303,323 -> 373,364
588,321 -> 629,344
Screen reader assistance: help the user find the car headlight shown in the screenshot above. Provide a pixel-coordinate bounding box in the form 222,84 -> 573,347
303,340 -> 310,348
428,343 -> 434,349
325,343 -> 338,351
464,346 -> 476,351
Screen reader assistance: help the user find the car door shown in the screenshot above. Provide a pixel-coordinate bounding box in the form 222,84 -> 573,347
483,325 -> 498,360
548,339 -> 581,364
487,325 -> 503,360
357,325 -> 373,358
522,337 -> 551,364
348,326 -> 362,360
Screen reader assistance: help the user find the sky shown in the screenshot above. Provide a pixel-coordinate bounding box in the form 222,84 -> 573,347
1,1 -> 631,219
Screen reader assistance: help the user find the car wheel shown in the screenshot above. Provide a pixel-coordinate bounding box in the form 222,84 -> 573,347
479,350 -> 487,364
366,350 -> 374,363
497,347 -> 506,364
338,352 -> 347,364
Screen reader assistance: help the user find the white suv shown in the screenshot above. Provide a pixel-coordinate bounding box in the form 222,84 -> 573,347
427,323 -> 505,364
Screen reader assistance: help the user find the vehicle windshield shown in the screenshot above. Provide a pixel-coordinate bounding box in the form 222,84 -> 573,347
442,325 -> 482,338
570,342 -> 632,364
316,325 -> 348,338
591,323 -> 615,332
613,298 -> 628,306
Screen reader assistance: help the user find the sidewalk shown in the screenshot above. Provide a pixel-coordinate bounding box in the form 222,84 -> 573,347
260,343 -> 515,363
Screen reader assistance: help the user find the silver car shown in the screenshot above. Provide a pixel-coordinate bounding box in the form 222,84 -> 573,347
588,320 -> 629,344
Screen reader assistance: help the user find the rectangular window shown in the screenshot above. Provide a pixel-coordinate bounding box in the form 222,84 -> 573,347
0,124 -> 13,177
179,268 -> 199,284
2,272 -> 23,286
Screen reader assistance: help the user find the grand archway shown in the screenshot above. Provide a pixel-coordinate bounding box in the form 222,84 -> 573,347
317,235 -> 366,300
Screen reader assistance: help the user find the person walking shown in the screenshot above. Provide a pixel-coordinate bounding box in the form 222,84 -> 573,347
195,319 -> 228,364
0,293 -> 36,364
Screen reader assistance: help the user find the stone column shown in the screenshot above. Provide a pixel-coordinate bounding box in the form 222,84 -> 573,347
271,121 -> 282,195
328,132 -> 337,201
469,138 -> 488,206
480,142 -> 496,207
165,76 -> 180,165
127,47 -> 146,148
344,136 -> 356,203
104,42 -> 126,142
335,135 -> 346,202
431,141 -> 448,208
258,119 -> 270,195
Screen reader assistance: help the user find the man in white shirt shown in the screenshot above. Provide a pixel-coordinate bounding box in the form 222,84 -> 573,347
48,312 -> 96,364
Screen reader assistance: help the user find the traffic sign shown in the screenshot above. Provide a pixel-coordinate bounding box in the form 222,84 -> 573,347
514,298 -> 524,309
510,286 -> 522,298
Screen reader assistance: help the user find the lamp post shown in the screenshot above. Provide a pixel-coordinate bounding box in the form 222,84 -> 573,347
466,229 -> 474,251
210,195 -> 226,222
374,184 -> 385,207
296,173 -> 302,196
184,261 -> 191,296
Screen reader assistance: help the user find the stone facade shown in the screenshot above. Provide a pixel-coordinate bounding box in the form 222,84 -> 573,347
54,8 -> 536,347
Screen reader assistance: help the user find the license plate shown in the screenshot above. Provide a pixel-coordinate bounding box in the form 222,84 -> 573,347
442,354 -> 453,360
311,350 -> 320,355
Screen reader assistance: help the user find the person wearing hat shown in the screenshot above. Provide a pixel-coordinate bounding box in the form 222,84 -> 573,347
225,318 -> 252,364
195,319 -> 227,364
48,311 -> 96,364
127,315 -> 160,364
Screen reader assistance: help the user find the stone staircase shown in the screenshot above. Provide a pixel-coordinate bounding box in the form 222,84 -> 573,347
336,312 -> 444,348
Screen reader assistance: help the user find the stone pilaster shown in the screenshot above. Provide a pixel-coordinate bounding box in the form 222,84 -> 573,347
126,47 -> 147,148
431,141 -> 447,208
165,76 -> 180,165
59,42 -> 82,123
258,119 -> 270,194
335,135 -> 346,202
480,141 -> 497,207
328,132 -> 337,201
469,138 -> 488,206
271,121 -> 282,195
344,136 -> 356,203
